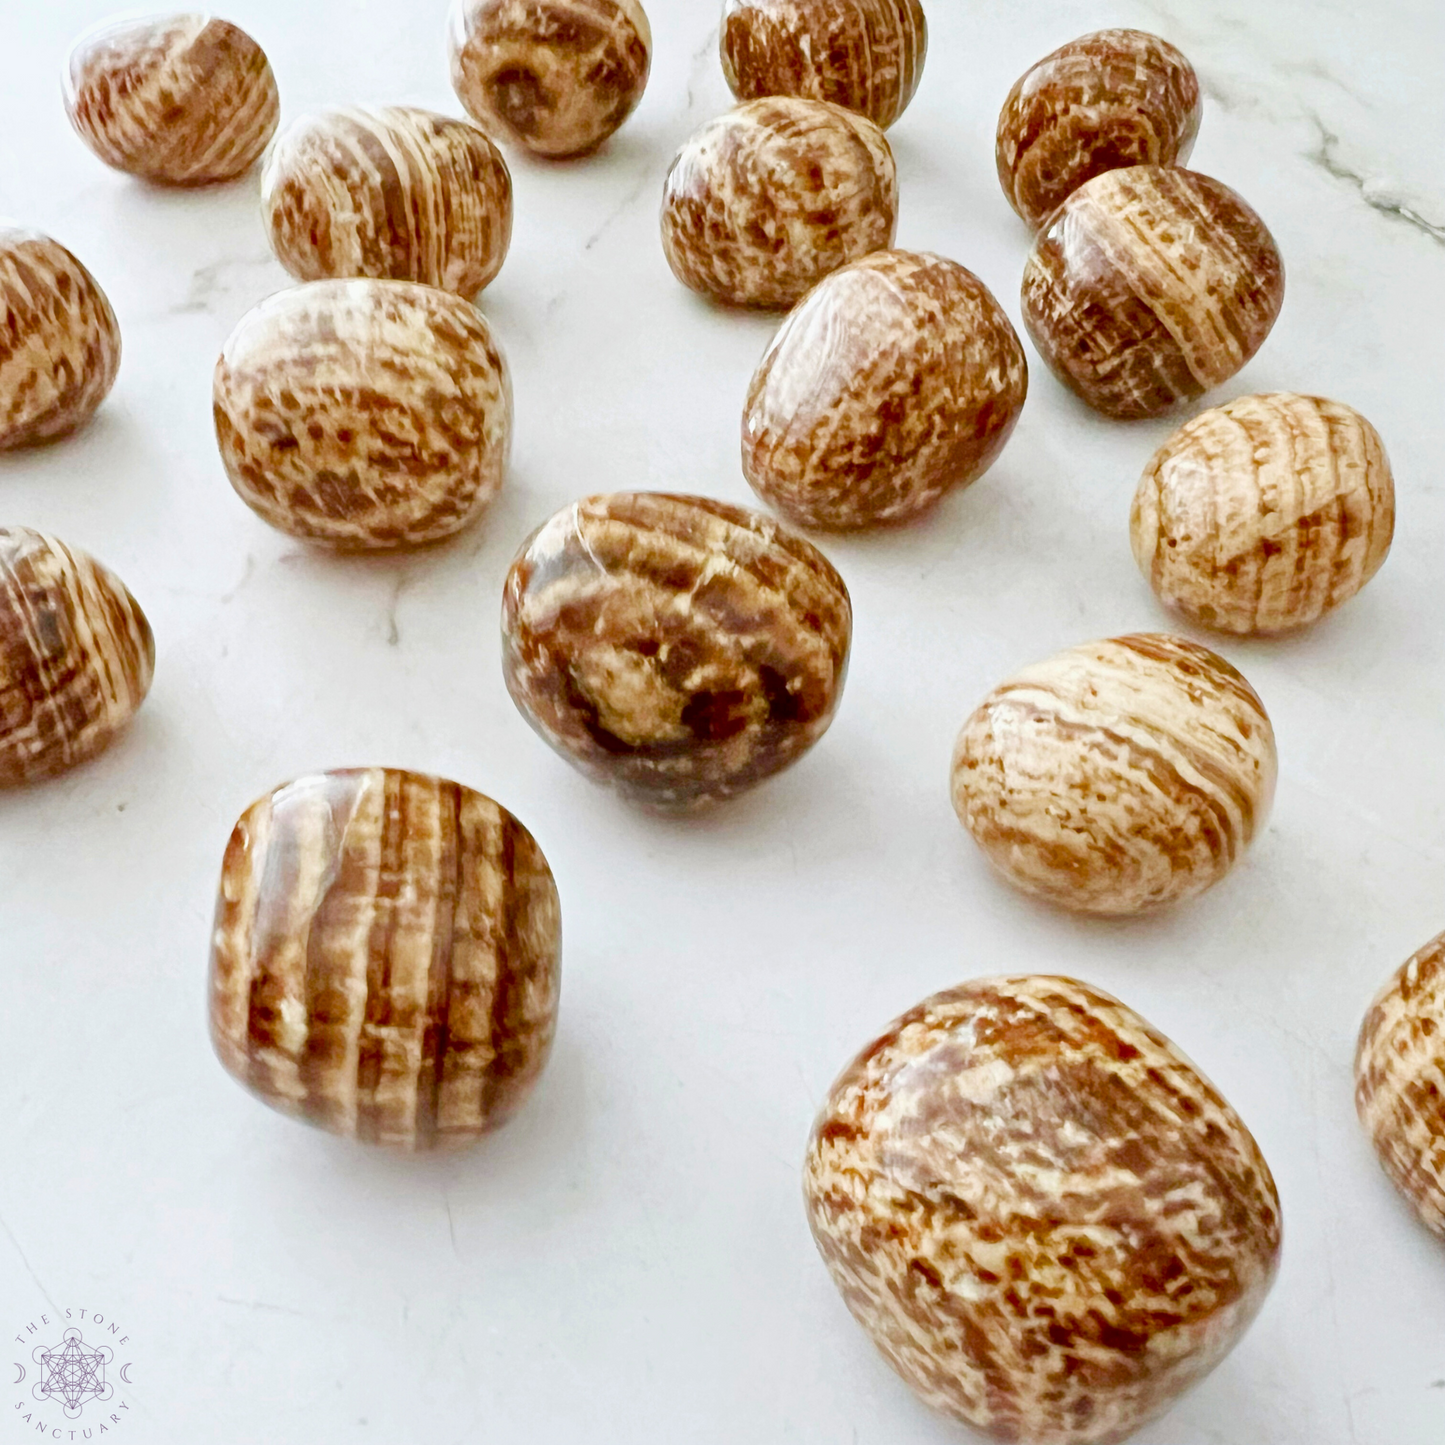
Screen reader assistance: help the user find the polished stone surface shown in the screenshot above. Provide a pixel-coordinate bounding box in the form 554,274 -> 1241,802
742,248 -> 1027,529
805,975 -> 1281,1444
2,2 -> 1444,1441
210,766 -> 562,1150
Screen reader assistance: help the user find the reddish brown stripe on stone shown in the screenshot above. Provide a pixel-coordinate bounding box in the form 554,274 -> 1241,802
804,976 -> 1281,1444
209,768 -> 561,1151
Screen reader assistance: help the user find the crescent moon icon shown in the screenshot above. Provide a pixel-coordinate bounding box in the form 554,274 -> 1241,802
12,1364 -> 24,1384
119,1364 -> 133,1385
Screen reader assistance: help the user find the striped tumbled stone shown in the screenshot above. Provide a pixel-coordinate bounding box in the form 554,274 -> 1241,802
1021,165 -> 1284,420
262,106 -> 513,297
951,633 -> 1276,915
804,975 -> 1282,1445
0,528 -> 154,786
1131,393 -> 1395,635
502,492 -> 852,808
209,768 -> 561,1150
1356,932 -> 1445,1238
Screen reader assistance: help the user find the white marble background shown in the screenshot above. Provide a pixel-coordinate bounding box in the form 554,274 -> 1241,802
1,1 -> 1443,1441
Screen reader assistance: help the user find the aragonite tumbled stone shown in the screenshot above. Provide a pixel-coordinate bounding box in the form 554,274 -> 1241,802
213,279 -> 512,548
0,227 -> 121,450
951,633 -> 1276,915
64,12 -> 279,185
804,974 -> 1282,1445
661,96 -> 897,309
720,0 -> 928,129
261,106 -> 513,297
502,492 -> 852,807
448,0 -> 652,158
1021,166 -> 1284,420
743,249 -> 1027,529
997,29 -> 1201,232
1131,393 -> 1395,634
210,767 -> 561,1150
1356,932 -> 1445,1238
1,528 -> 154,786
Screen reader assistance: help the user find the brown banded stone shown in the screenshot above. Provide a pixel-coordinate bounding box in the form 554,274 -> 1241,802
447,0 -> 651,158
501,492 -> 852,808
742,249 -> 1027,530
1132,393 -> 1395,635
804,974 -> 1282,1444
212,279 -> 512,549
261,106 -> 513,298
1020,166 -> 1284,421
1,528 -> 154,787
720,0 -> 927,129
951,633 -> 1276,916
0,227 -> 121,450
64,12 -> 279,185
209,767 -> 561,1150
997,29 -> 1201,232
1356,932 -> 1445,1238
661,96 -> 897,310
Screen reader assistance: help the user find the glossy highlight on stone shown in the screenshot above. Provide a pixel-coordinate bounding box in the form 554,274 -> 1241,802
447,0 -> 651,158
997,29 -> 1201,232
720,0 -> 927,129
0,227 -> 121,450
1021,166 -> 1284,420
743,249 -> 1027,530
210,767 -> 561,1150
213,279 -> 512,549
951,633 -> 1276,916
661,96 -> 897,309
262,106 -> 513,297
804,975 -> 1282,1445
64,12 -> 279,185
1132,393 -> 1395,634
1,528 -> 154,786
502,492 -> 852,807
1356,932 -> 1445,1239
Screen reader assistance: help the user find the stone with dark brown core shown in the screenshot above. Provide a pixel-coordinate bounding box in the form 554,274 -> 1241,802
1132,393 -> 1395,635
501,492 -> 852,808
1356,932 -> 1445,1239
996,29 -> 1201,232
447,0 -> 651,158
213,279 -> 512,549
743,249 -> 1027,530
64,13 -> 279,185
1,528 -> 154,787
1021,166 -> 1284,421
209,767 -> 562,1150
804,975 -> 1282,1445
951,633 -> 1276,916
0,227 -> 121,450
661,96 -> 897,309
720,0 -> 928,129
261,107 -> 513,297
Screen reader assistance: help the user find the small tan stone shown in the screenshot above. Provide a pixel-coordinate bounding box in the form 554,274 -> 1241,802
805,974 -> 1282,1444
212,279 -> 512,549
1356,932 -> 1445,1238
210,767 -> 561,1150
447,0 -> 651,158
661,96 -> 897,309
64,12 -> 279,185
951,633 -> 1276,915
1,528 -> 154,786
262,106 -> 513,297
1131,393 -> 1395,634
743,249 -> 1027,529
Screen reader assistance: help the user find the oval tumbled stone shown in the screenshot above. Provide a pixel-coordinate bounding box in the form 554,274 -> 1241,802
501,492 -> 852,807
